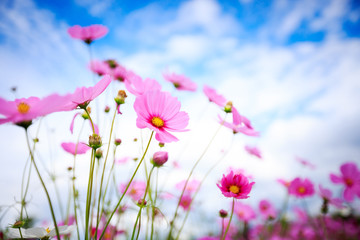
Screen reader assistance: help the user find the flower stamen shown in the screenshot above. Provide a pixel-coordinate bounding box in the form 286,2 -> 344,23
151,116 -> 164,127
17,102 -> 30,114
298,186 -> 305,194
229,185 -> 240,194
46,227 -> 51,233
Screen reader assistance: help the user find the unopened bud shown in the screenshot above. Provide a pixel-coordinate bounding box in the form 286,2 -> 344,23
114,138 -> 122,146
95,149 -> 103,159
105,59 -> 118,69
12,220 -> 25,228
82,107 -> 91,119
104,106 -> 110,113
137,199 -> 147,207
67,166 -> 73,171
89,134 -> 102,149
152,151 -> 168,167
159,142 -> 165,148
33,138 -> 39,143
219,209 -> 228,218
224,101 -> 233,113
115,90 -> 127,105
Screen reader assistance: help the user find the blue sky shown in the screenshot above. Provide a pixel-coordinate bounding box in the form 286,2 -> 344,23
0,0 -> 360,236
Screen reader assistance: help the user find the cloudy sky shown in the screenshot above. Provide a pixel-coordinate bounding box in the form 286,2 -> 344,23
0,0 -> 360,236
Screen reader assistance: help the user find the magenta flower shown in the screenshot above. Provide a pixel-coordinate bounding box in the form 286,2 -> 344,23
179,194 -> 192,211
289,177 -> 315,198
203,85 -> 227,107
125,71 -> 161,96
61,142 -> 91,155
64,75 -> 112,109
220,107 -> 260,136
112,65 -> 128,82
245,145 -> 262,159
88,60 -> 111,76
330,162 -> 360,202
318,185 -> 343,208
133,90 -> 189,143
234,202 -> 256,221
295,156 -> 316,169
120,180 -> 146,202
217,171 -> 255,199
163,72 -> 197,91
0,94 -> 69,125
152,151 -> 168,167
68,24 -> 108,44
258,200 -> 276,219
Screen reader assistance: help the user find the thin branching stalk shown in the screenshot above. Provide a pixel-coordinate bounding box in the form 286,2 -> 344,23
85,149 -> 96,240
222,198 -> 235,240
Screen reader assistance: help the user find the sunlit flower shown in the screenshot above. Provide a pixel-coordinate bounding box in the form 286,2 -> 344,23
133,90 -> 189,143
245,145 -> 262,159
120,180 -> 146,202
68,24 -> 108,44
179,194 -> 192,211
319,184 -> 343,208
7,225 -> 75,239
0,94 -> 69,126
217,171 -> 255,199
203,85 -> 227,107
163,72 -> 197,91
258,199 -> 276,219
112,64 -> 128,82
220,107 -> 260,136
330,162 -> 360,202
61,142 -> 91,155
175,179 -> 201,193
289,177 -> 315,198
234,202 -> 256,221
88,60 -> 111,76
152,151 -> 168,167
125,71 -> 161,96
63,75 -> 112,109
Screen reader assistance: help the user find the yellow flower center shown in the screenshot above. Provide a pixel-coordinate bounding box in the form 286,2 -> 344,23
17,102 -> 30,114
46,227 -> 51,233
298,186 -> 305,194
151,116 -> 164,127
229,185 -> 240,194
345,178 -> 353,187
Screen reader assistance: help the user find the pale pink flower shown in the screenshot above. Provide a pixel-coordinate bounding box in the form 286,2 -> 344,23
203,85 -> 227,107
0,94 -> 69,125
115,156 -> 131,165
133,90 -> 189,143
217,171 -> 255,199
318,185 -> 343,208
234,202 -> 256,221
70,112 -> 99,134
125,71 -> 161,96
163,72 -> 197,91
289,177 -> 315,198
88,60 -> 111,76
68,24 -> 108,44
112,65 -> 128,82
120,180 -> 146,202
63,75 -> 112,109
61,142 -> 91,155
277,178 -> 291,190
179,194 -> 192,211
295,156 -> 316,169
220,107 -> 260,136
152,151 -> 168,167
258,200 -> 276,219
175,179 -> 200,193
330,162 -> 360,202
245,145 -> 262,159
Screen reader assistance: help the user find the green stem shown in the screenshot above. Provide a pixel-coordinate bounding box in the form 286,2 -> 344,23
85,149 -> 96,240
84,108 -> 96,134
99,131 -> 154,240
24,129 -> 60,239
222,198 -> 235,240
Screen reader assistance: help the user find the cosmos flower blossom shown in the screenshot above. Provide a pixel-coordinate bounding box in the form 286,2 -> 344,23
234,202 -> 256,221
245,145 -> 262,159
68,24 -> 108,44
203,85 -> 227,107
295,156 -> 316,169
330,162 -> 360,202
258,200 -> 276,219
175,179 -> 201,193
63,75 -> 112,110
163,72 -> 197,91
88,60 -> 111,76
125,71 -> 161,96
318,185 -> 343,208
179,194 -> 192,211
133,90 -> 189,143
120,180 -> 146,202
217,171 -> 255,199
0,94 -> 70,125
7,225 -> 75,239
289,177 -> 315,198
61,142 -> 91,155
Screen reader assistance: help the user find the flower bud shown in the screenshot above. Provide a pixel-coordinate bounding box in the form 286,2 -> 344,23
137,199 -> 147,207
152,151 -> 168,167
224,101 -> 233,113
114,138 -> 122,146
219,209 -> 228,218
104,106 -> 110,113
82,107 -> 91,119
134,138 -> 138,142
67,166 -> 73,171
89,134 -> 102,149
95,149 -> 103,159
105,59 -> 118,69
12,220 -> 25,228
114,90 -> 127,105
159,142 -> 165,148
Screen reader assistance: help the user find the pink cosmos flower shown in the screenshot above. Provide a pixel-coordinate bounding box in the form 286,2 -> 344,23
68,24 -> 108,44
112,65 -> 128,82
289,177 -> 315,198
226,167 -> 254,180
88,60 -> 111,76
258,200 -> 276,219
133,90 -> 189,143
163,72 -> 197,91
295,156 -> 316,169
245,145 -> 262,159
125,71 -> 161,96
277,178 -> 291,190
179,194 -> 192,211
234,202 -> 256,221
115,156 -> 131,165
0,94 -> 69,125
152,151 -> 168,166
61,142 -> 91,155
120,180 -> 146,202
203,85 -> 227,107
330,162 -> 360,202
70,112 -> 99,135
175,179 -> 200,193
63,75 -> 112,110
318,185 -> 343,208
217,171 -> 255,199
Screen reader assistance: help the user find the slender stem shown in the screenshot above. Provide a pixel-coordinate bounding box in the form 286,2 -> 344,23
94,109 -> 117,239
220,218 -> 225,240
167,119 -> 225,240
222,198 -> 235,240
85,149 -> 96,240
84,108 -> 96,134
24,129 -> 60,239
99,131 -> 154,240
18,228 -> 24,240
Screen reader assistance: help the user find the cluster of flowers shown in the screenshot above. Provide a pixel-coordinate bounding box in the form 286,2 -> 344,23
0,24 -> 359,240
